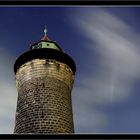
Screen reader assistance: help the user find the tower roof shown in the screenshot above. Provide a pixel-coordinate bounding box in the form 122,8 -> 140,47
14,27 -> 76,75
41,35 -> 50,41
30,27 -> 62,51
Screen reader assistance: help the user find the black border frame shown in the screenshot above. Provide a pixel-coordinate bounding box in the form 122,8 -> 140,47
1,0 -> 140,139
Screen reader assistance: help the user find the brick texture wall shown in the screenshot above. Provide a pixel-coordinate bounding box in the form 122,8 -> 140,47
14,59 -> 75,133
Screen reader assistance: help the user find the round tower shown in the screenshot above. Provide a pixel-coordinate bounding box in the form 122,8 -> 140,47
13,28 -> 76,133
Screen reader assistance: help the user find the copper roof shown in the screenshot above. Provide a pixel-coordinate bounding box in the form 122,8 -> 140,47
41,35 -> 50,41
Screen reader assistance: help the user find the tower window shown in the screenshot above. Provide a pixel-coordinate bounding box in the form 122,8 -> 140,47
30,62 -> 34,68
44,60 -> 50,68
65,65 -> 69,71
56,63 -> 60,71
38,43 -> 42,48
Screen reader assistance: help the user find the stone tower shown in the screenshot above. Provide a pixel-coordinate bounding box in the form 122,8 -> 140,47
13,28 -> 76,134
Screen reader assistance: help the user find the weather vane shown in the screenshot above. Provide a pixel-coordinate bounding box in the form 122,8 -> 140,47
44,25 -> 47,36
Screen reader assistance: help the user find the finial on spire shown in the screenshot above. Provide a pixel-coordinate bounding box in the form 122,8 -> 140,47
44,25 -> 47,36
41,25 -> 50,41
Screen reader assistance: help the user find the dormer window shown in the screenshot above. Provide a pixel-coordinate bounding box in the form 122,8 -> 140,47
38,43 -> 42,48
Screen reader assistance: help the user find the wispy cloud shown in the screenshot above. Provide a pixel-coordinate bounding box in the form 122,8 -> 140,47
71,8 -> 140,132
0,47 -> 17,134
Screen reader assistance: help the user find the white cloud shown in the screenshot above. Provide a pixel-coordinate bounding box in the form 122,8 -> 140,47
0,47 -> 17,134
71,8 -> 140,133
74,9 -> 140,103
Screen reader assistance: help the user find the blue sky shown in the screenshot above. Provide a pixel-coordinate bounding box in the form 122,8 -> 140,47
1,6 -> 140,134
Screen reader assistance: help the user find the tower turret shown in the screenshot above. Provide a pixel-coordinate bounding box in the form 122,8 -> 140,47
13,28 -> 76,133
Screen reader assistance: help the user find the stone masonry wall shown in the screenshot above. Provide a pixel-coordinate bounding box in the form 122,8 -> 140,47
14,59 -> 75,133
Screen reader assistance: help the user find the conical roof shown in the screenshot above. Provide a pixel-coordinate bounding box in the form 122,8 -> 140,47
41,35 -> 50,41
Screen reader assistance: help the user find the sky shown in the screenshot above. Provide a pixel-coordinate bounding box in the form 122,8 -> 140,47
1,6 -> 140,134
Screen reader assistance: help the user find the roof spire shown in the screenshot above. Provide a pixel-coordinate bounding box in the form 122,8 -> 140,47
44,25 -> 47,36
41,25 -> 50,41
